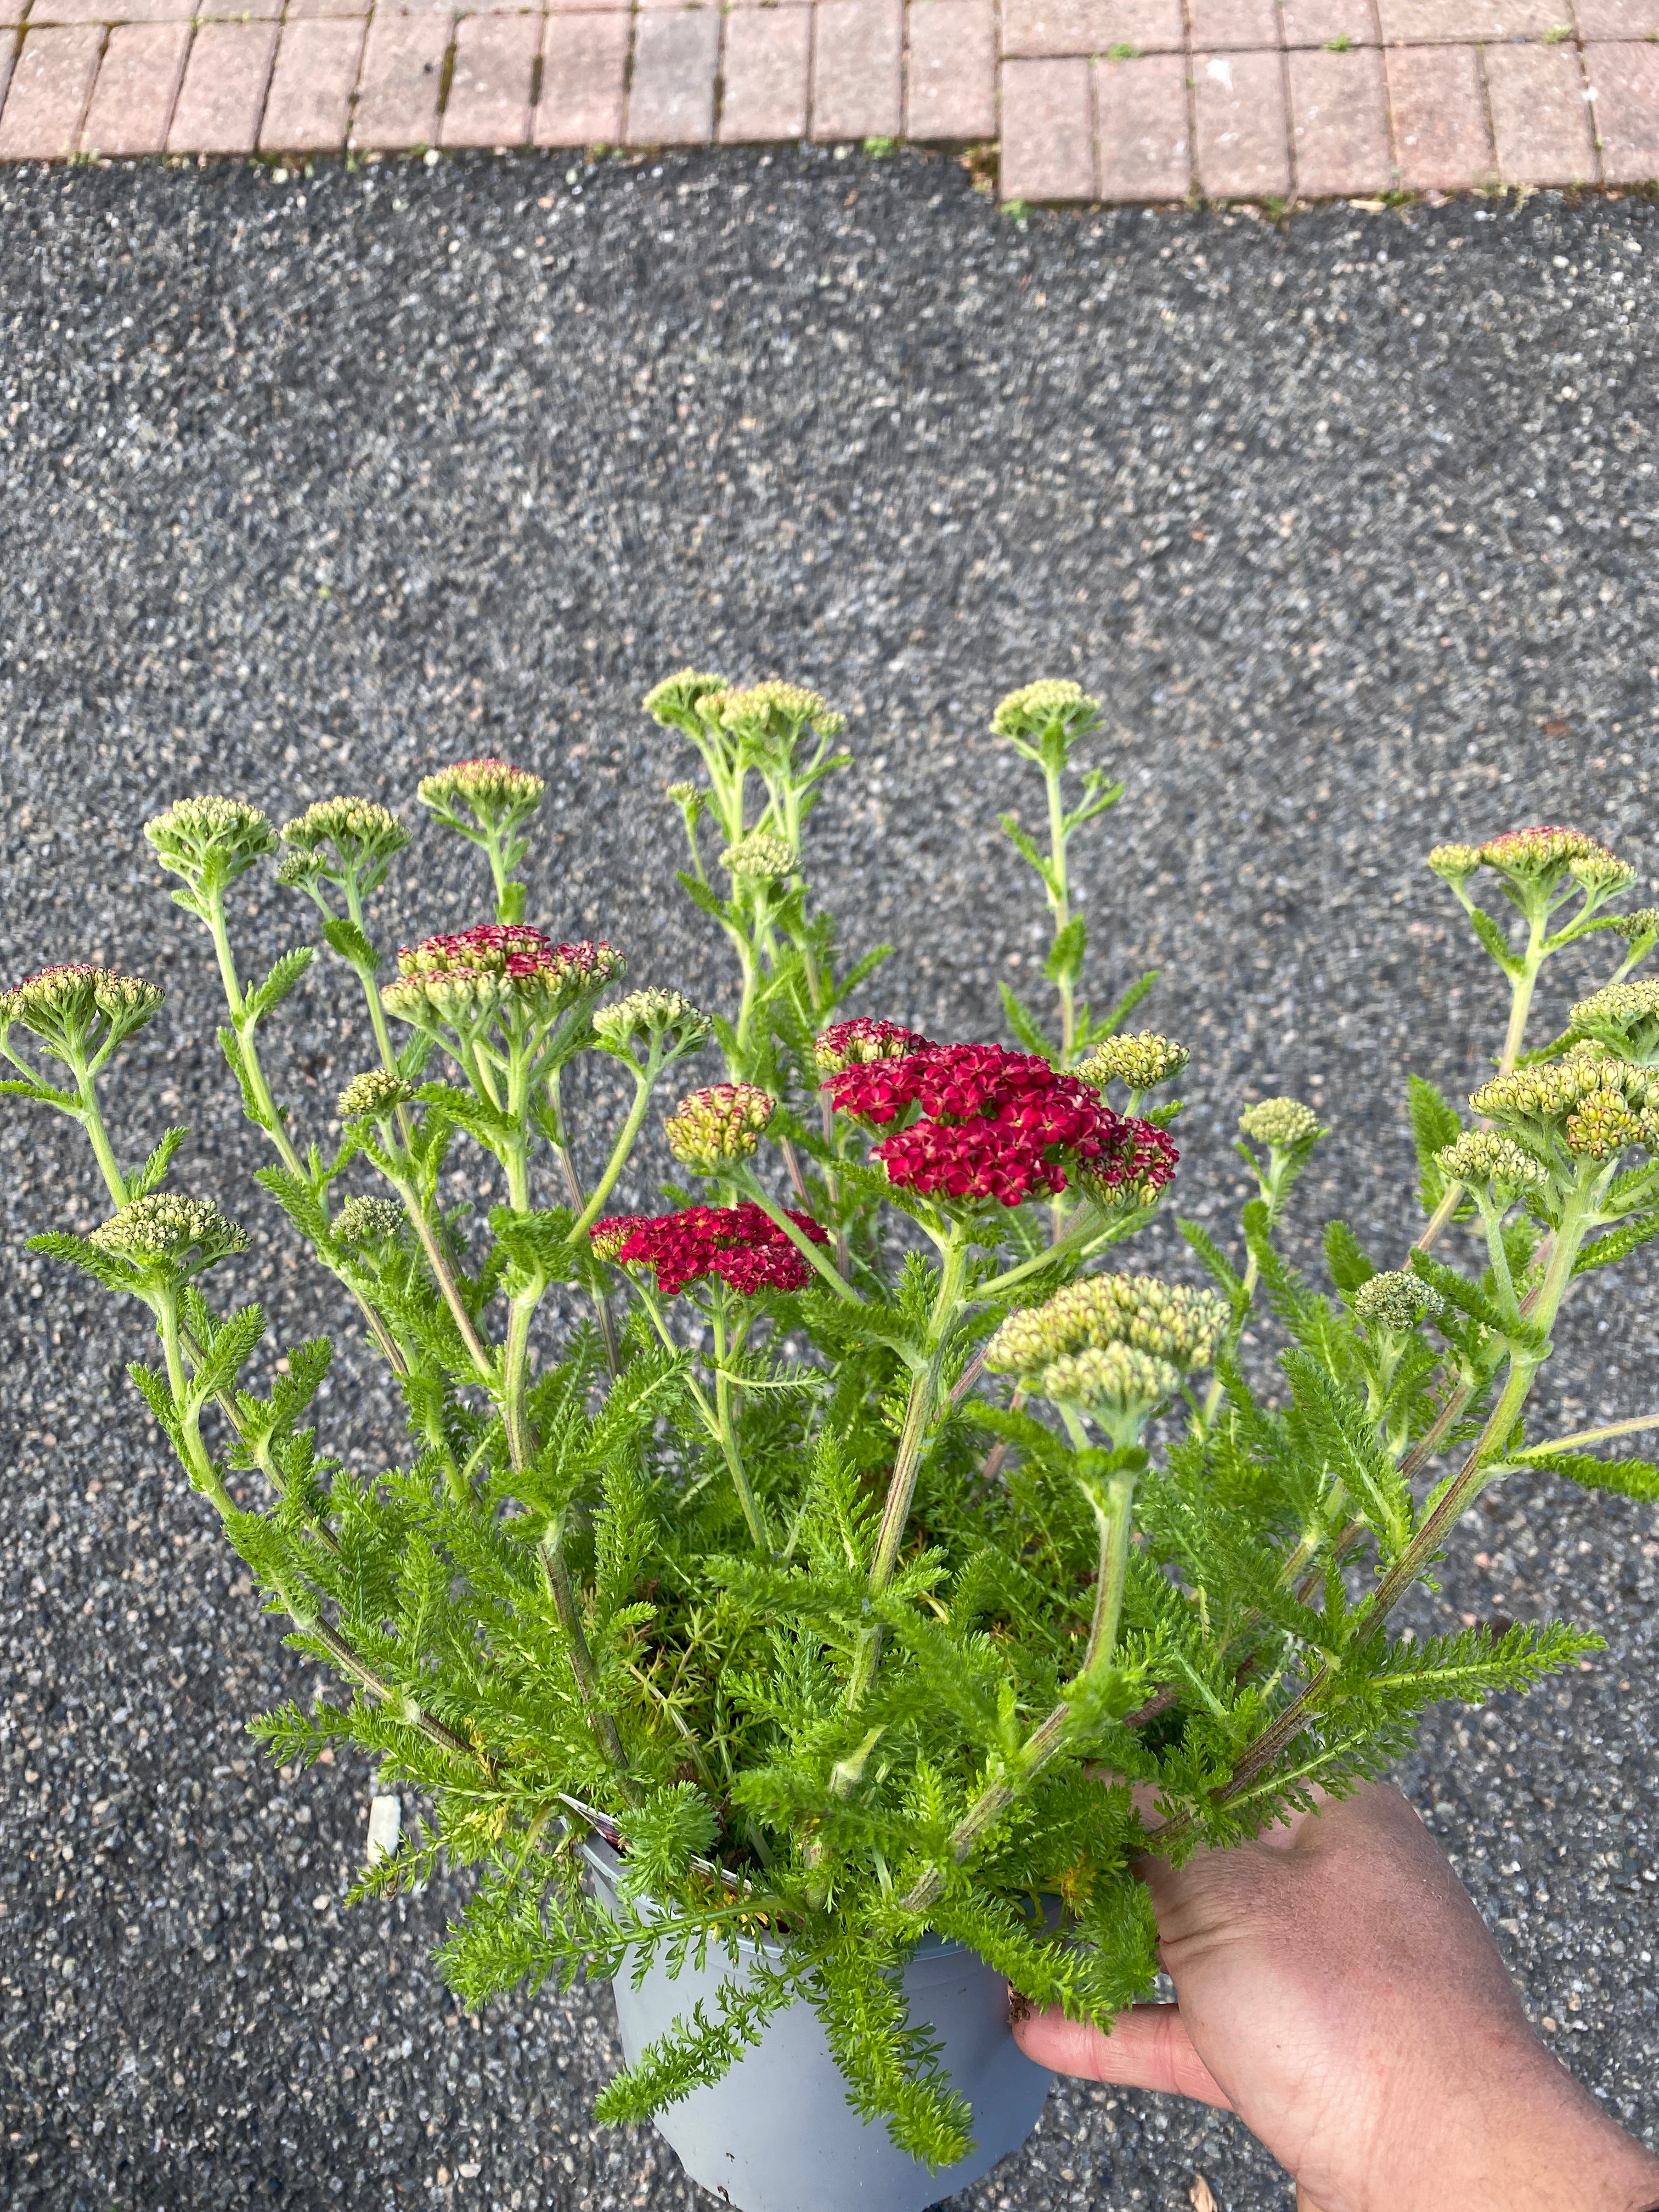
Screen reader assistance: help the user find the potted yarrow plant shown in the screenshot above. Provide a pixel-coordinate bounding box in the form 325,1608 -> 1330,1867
4,674 -> 1658,2212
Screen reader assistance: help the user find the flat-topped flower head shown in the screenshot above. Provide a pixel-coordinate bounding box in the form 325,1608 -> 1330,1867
1569,980 -> 1659,1066
417,758 -> 545,832
720,832 -> 796,883
642,670 -> 730,730
713,681 -> 845,742
332,1195 -> 407,1252
1477,826 -> 1618,881
1028,1343 -> 1182,1432
145,797 -> 277,915
1471,1053 -> 1657,1161
990,680 -> 1102,747
813,1019 -> 935,1078
89,1193 -> 249,1282
1074,1032 -> 1190,1093
592,989 -> 711,1063
1438,1130 -> 1548,1193
337,1068 -> 415,1121
1353,1271 -> 1445,1333
1,964 -> 164,1066
384,926 -> 624,1038
1426,843 -> 1483,883
1238,1098 -> 1322,1152
278,798 -> 409,900
831,1041 -> 1177,1210
986,1273 -> 1229,1378
664,1084 -> 776,1171
589,1202 -> 826,1297
1570,851 -> 1639,899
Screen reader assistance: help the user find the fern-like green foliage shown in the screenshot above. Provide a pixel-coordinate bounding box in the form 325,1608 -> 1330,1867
9,672 -> 1656,2170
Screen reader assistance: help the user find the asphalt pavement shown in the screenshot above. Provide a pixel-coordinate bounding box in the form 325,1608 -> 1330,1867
1,147 -> 1656,2212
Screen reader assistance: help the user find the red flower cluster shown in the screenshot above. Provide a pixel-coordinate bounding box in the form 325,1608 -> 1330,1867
827,1041 -> 1178,1210
396,924 -> 620,984
812,1018 -> 935,1077
590,1203 -> 828,1297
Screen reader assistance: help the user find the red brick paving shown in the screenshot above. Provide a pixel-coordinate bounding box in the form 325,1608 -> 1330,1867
1485,40 -> 1598,183
168,21 -> 276,151
720,9 -> 812,144
261,17 -> 362,149
2,0 -> 1657,204
1289,46 -> 1391,196
81,18 -> 187,151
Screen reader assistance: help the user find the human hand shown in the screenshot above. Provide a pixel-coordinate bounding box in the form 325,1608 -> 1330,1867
1013,1780 -> 1659,2212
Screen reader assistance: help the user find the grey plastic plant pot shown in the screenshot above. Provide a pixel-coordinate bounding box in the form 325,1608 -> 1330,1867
582,1839 -> 1053,2212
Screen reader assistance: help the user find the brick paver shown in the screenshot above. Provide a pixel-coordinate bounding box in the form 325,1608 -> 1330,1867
168,21 -> 276,152
81,19 -> 188,152
720,10 -> 812,144
627,9 -> 719,144
1001,54 -> 1093,199
349,12 -> 445,148
1589,39 -> 1659,181
0,25 -> 100,159
1386,42 -> 1496,187
906,0 -> 997,142
441,13 -> 538,148
261,18 -> 362,149
533,12 -> 627,143
1289,46 -> 1390,194
1195,48 -> 1291,198
812,0 -> 904,139
3,0 -> 1657,206
1485,40 -> 1598,183
1096,50 -> 1190,199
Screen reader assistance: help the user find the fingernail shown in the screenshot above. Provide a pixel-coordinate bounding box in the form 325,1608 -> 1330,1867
1007,1988 -> 1033,2026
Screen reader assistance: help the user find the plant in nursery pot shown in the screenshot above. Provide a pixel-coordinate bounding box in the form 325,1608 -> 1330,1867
5,690 -> 1659,2211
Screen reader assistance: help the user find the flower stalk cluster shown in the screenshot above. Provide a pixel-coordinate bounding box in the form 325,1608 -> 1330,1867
7,692 -> 1654,2185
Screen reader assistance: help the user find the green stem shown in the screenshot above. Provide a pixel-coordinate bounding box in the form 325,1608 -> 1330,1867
540,1537 -> 637,1795
74,1071 -> 131,1207
741,1181 -> 866,1305
712,1290 -> 770,1552
568,1060 -> 661,1239
1518,1412 -> 1659,1455
1044,760 -> 1075,1066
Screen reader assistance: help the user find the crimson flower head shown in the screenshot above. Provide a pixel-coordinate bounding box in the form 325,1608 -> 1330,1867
829,1041 -> 1178,1210
589,1203 -> 827,1296
383,925 -> 624,1031
812,1019 -> 935,1079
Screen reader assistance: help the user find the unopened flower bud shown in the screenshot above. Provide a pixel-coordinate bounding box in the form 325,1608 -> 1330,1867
1075,1032 -> 1190,1092
1438,1130 -> 1548,1191
664,1083 -> 776,1170
416,758 -> 545,832
1471,1052 -> 1654,1137
714,681 -> 845,741
986,1273 -> 1228,1376
1570,852 -> 1639,899
1569,979 -> 1659,1065
720,832 -> 796,882
1607,907 -> 1659,947
1426,843 -> 1482,882
279,798 -> 409,898
1477,826 -> 1621,881
0,965 -> 165,1062
642,670 -> 730,728
1032,1343 -> 1181,1419
813,1019 -> 933,1077
1353,1271 -> 1444,1332
338,1068 -> 414,1120
1238,1098 -> 1322,1151
145,796 -> 277,910
592,989 -> 711,1059
333,1195 -> 407,1251
90,1192 -> 249,1278
990,680 -> 1102,744
1565,1087 -> 1651,1161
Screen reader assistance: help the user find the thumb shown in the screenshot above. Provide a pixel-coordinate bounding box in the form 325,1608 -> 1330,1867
1012,1999 -> 1234,2111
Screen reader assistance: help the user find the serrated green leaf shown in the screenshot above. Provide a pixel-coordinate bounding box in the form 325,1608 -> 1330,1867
998,980 -> 1053,1059
245,946 -> 314,1026
322,916 -> 380,973
1512,1451 -> 1659,1502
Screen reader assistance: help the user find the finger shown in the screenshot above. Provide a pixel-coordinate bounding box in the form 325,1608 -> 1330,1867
1012,2001 -> 1234,2111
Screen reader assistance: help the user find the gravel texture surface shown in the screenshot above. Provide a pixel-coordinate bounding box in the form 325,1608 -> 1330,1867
2,149 -> 1657,2212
